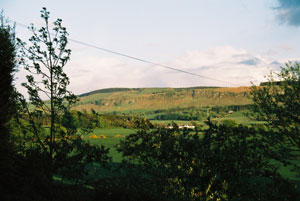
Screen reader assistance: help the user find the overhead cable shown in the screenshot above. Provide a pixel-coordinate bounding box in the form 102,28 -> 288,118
12,20 -> 241,86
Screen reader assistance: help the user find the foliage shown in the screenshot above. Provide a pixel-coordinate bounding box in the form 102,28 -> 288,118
0,13 -> 17,126
29,109 -> 154,129
117,121 -> 299,200
222,119 -> 237,127
251,62 -> 300,148
15,7 -> 110,185
99,113 -> 153,129
203,121 -> 299,200
117,124 -> 223,201
17,7 -> 77,155
149,105 -> 250,121
250,62 -> 300,177
0,12 -> 19,201
154,111 -> 201,121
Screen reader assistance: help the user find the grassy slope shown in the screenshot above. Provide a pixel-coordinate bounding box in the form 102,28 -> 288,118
73,86 -> 252,113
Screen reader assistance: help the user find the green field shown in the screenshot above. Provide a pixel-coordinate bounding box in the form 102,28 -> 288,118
86,111 -> 268,163
212,111 -> 264,125
149,110 -> 260,126
84,123 -> 300,187
85,128 -> 136,162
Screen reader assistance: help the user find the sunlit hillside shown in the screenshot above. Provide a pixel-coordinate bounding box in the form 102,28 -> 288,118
73,86 -> 252,112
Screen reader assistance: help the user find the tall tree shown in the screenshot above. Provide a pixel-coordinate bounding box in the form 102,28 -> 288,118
17,8 -> 110,183
18,7 -> 77,157
0,14 -> 16,147
0,13 -> 18,200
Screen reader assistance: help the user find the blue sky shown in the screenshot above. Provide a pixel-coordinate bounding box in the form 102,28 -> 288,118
2,0 -> 300,95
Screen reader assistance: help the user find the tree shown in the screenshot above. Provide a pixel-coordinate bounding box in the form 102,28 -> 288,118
18,7 -> 76,156
250,62 -> 300,150
117,121 -> 299,201
0,13 -> 18,200
17,8 -> 110,184
249,61 -> 300,184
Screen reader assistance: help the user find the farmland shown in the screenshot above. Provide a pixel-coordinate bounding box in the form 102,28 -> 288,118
3,4 -> 300,200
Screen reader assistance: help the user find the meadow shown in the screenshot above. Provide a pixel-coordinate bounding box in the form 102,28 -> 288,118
84,128 -> 136,162
81,109 -> 300,190
82,109 -> 269,163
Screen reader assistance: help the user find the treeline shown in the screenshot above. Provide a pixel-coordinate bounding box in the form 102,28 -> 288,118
19,110 -> 153,129
260,81 -> 284,86
152,105 -> 251,121
79,88 -> 135,97
155,112 -> 201,121
98,113 -> 153,129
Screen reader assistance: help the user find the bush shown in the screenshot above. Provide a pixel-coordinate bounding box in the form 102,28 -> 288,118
116,121 -> 300,201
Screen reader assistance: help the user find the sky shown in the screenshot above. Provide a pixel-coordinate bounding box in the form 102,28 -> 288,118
2,0 -> 300,95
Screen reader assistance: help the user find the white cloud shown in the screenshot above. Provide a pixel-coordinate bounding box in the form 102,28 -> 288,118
167,46 -> 285,87
65,56 -> 170,95
16,46 -> 294,97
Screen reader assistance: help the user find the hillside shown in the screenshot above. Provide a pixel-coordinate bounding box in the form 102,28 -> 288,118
73,86 -> 252,113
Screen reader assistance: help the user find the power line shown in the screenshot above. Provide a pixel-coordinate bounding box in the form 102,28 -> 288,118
67,39 -> 241,86
12,20 -> 241,86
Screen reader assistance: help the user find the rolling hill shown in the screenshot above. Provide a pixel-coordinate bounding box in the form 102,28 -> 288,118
73,86 -> 252,113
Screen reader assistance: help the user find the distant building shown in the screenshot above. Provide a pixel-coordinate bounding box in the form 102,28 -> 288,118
165,125 -> 195,129
179,125 -> 195,129
166,125 -> 174,129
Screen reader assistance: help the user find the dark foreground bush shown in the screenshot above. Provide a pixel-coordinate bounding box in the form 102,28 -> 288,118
116,121 -> 300,201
